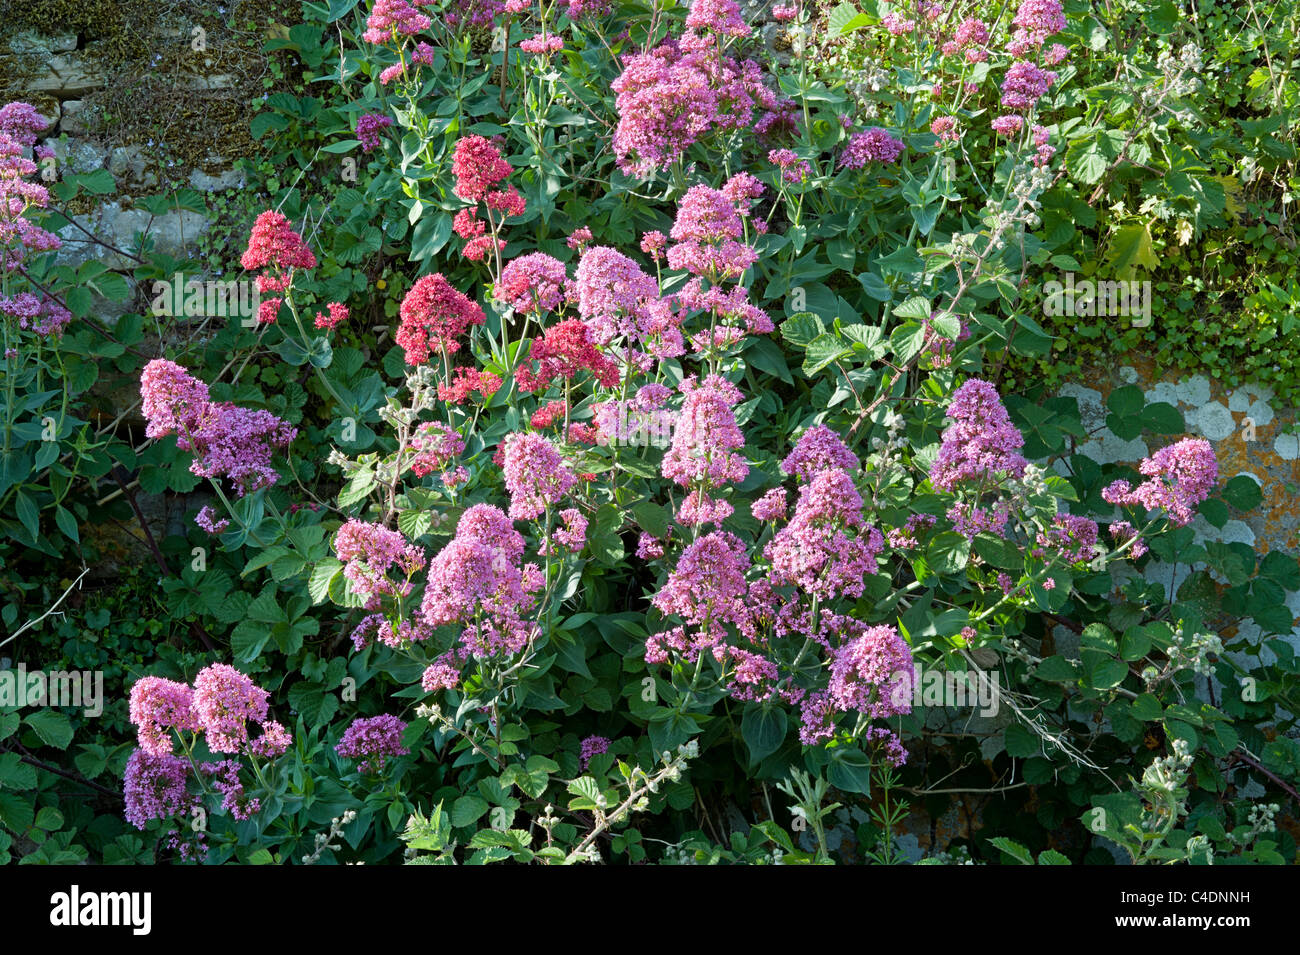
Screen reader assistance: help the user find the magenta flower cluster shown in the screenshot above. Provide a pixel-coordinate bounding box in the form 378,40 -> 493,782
1102,438 -> 1219,527
140,359 -> 297,497
336,714 -> 410,773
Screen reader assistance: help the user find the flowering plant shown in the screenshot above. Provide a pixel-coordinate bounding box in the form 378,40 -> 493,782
2,0 -> 1294,867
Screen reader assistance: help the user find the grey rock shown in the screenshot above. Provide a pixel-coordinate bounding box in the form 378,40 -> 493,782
6,29 -> 78,55
185,73 -> 236,91
57,99 -> 92,136
107,145 -> 148,183
190,166 -> 245,191
50,136 -> 109,174
10,51 -> 107,95
55,201 -> 212,271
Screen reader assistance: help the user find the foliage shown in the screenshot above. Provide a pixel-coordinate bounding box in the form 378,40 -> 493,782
1,0 -> 1297,866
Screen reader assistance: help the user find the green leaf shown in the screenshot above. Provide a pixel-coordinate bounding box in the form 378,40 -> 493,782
827,747 -> 872,795
14,492 -> 39,540
24,710 -> 73,750
0,792 -> 34,832
1139,402 -> 1183,434
78,169 -> 117,195
631,501 -> 671,540
1106,384 -> 1144,417
1034,655 -> 1077,682
1004,723 -> 1039,758
740,704 -> 787,765
989,836 -> 1035,865
1091,659 -> 1129,689
1130,694 -> 1162,721
827,1 -> 869,34
1119,627 -> 1151,661
891,296 -> 932,321
287,683 -> 337,727
0,753 -> 37,790
927,532 -> 971,575
338,468 -> 375,509
451,795 -> 489,827
1106,221 -> 1159,276
780,312 -> 824,347
53,506 -> 79,544
802,334 -> 851,375
1221,475 -> 1262,511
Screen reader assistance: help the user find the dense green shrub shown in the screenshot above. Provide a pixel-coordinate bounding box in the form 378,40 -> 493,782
1,0 -> 1296,865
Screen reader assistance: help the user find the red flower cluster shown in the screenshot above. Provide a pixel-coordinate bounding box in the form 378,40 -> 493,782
452,135 -> 513,200
438,366 -> 503,405
396,273 -> 486,364
314,302 -> 349,330
530,400 -> 568,428
450,136 -> 527,262
240,212 -> 317,311
515,319 -> 620,394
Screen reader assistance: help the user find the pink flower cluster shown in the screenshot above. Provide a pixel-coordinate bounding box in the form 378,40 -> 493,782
838,127 -> 906,169
0,101 -> 61,275
661,375 -> 749,490
765,468 -> 884,601
1102,438 -> 1219,527
781,425 -> 859,482
408,420 -> 466,479
1035,513 -> 1100,564
240,211 -> 316,307
929,379 -> 1028,492
0,292 -> 72,339
333,520 -> 427,609
356,112 -> 394,152
201,760 -> 261,820
611,33 -> 776,177
129,664 -> 285,758
420,504 -> 539,663
140,359 -> 297,496
1000,61 -> 1057,112
666,181 -> 760,281
450,135 -> 525,261
336,714 -> 410,773
497,252 -> 568,315
362,0 -> 432,44
502,431 -> 576,519
515,318 -> 620,393
123,749 -> 198,831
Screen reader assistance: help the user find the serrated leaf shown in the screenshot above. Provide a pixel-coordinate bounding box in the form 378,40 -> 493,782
24,710 -> 73,750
